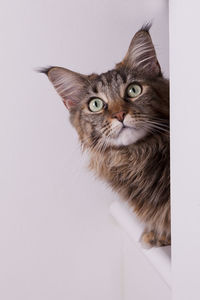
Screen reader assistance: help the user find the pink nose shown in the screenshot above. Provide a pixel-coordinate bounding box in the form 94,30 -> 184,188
113,111 -> 126,122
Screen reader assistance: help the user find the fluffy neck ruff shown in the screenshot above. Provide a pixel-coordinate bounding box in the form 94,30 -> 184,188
88,133 -> 170,232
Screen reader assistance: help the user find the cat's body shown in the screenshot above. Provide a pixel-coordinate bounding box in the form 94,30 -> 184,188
89,133 -> 170,246
41,25 -> 170,247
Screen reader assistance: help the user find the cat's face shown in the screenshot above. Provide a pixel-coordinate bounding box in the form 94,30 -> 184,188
42,25 -> 169,151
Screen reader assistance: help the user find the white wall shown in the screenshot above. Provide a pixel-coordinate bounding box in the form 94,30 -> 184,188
170,1 -> 200,299
0,1 -> 169,299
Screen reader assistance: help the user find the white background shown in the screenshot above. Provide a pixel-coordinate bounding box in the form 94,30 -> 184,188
0,1 -> 169,299
170,1 -> 200,299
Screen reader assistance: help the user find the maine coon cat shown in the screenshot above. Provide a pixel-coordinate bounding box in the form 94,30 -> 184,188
41,25 -> 170,247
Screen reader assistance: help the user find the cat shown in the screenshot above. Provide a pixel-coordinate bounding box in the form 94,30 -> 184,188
40,24 -> 170,247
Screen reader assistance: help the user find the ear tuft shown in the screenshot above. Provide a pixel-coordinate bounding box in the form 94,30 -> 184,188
140,22 -> 152,33
40,66 -> 87,110
120,24 -> 161,77
38,66 -> 53,76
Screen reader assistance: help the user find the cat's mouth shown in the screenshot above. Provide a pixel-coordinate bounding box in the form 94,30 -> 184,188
117,124 -> 138,136
110,124 -> 147,146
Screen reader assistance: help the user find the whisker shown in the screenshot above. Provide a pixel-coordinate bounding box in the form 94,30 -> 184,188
140,122 -> 169,136
144,121 -> 169,130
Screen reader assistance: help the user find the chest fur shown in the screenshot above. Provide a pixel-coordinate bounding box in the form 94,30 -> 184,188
89,139 -> 169,207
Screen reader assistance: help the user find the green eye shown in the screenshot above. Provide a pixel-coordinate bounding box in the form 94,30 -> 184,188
127,83 -> 142,98
88,98 -> 104,112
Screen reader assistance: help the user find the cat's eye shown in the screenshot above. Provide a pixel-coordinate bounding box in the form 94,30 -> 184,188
126,83 -> 142,98
88,98 -> 104,112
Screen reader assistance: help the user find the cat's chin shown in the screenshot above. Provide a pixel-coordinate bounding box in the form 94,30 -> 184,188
110,127 -> 147,147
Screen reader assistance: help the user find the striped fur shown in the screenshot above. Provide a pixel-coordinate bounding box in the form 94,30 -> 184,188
42,26 -> 170,247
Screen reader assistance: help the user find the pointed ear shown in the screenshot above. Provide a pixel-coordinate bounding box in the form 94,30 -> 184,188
121,25 -> 161,77
41,66 -> 87,109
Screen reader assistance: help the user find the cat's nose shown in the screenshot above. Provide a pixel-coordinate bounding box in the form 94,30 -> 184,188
112,111 -> 126,122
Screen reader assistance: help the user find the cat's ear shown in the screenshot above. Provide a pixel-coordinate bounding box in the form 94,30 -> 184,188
120,24 -> 161,77
40,66 -> 87,109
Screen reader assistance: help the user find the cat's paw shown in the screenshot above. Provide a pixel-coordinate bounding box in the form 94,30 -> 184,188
140,231 -> 171,248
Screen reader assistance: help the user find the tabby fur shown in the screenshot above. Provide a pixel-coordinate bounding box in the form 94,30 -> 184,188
41,24 -> 170,247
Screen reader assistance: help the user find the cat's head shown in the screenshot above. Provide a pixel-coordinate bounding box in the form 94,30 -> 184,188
41,25 -> 169,151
